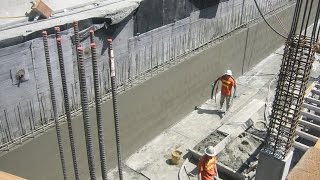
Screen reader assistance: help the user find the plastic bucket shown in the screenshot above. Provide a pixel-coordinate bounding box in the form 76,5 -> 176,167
171,150 -> 182,165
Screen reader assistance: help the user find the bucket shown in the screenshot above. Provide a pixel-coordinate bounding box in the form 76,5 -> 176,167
171,150 -> 182,165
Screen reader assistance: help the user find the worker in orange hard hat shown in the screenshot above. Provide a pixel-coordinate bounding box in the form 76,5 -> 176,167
198,146 -> 219,180
211,70 -> 237,112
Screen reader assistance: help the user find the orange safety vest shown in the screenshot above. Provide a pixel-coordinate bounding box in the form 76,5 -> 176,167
198,156 -> 217,180
220,75 -> 235,96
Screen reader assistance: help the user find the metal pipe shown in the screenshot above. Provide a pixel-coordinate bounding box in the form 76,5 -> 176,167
54,26 -> 80,180
76,46 -> 97,180
42,31 -> 67,180
90,30 -> 108,180
108,38 -> 123,180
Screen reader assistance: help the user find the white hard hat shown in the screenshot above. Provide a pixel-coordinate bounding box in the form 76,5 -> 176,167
205,146 -> 217,156
225,70 -> 232,76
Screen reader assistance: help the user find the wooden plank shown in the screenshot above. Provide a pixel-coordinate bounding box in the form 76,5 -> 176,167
315,139 -> 320,149
0,171 -> 26,180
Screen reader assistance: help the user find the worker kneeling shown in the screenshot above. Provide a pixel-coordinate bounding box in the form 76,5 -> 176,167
198,146 -> 219,180
211,70 -> 237,112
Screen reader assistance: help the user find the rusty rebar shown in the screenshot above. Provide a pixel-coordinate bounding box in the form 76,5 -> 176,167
263,0 -> 320,159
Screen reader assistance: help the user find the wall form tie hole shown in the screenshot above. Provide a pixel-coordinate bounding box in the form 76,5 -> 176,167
16,69 -> 25,87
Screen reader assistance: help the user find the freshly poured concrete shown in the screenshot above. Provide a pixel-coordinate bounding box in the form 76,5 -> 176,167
0,4 -> 301,180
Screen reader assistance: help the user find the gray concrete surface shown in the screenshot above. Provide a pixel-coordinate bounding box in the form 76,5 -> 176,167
0,3 -> 305,180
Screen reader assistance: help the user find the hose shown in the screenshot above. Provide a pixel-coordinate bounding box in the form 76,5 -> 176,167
253,0 -> 287,39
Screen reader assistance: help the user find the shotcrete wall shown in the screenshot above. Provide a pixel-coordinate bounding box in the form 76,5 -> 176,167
0,0 -> 289,148
0,2 -> 301,179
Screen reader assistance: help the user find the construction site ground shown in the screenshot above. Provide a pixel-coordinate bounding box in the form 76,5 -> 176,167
106,28 -> 320,179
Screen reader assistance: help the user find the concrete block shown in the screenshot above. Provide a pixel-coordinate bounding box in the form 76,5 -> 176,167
256,151 -> 293,180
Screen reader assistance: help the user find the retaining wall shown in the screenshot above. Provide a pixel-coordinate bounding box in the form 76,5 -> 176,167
0,2 -> 303,179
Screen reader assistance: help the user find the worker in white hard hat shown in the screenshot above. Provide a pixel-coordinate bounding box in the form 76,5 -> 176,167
211,70 -> 237,112
198,146 -> 219,180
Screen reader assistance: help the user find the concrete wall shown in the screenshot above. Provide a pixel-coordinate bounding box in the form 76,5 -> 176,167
0,0 -> 288,147
0,2 -> 298,179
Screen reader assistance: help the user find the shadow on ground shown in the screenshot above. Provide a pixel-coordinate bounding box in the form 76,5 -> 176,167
195,106 -> 224,119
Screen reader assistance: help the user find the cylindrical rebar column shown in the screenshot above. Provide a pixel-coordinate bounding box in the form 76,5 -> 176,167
90,29 -> 108,180
108,38 -> 123,180
42,31 -> 67,180
54,26 -> 80,180
76,46 -> 97,180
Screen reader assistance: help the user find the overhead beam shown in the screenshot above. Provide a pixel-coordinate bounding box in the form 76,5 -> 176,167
305,97 -> 320,106
301,111 -> 320,123
296,130 -> 319,142
311,89 -> 320,96
302,103 -> 320,114
299,119 -> 320,131
293,141 -> 309,151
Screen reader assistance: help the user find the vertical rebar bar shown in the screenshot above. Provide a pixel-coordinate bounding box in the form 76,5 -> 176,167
42,31 -> 67,180
54,26 -> 80,180
90,29 -> 108,180
77,46 -> 97,180
108,38 -> 123,180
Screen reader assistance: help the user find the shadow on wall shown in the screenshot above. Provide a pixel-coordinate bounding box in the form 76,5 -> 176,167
135,0 -> 223,34
95,12 -> 133,55
188,0 -> 223,18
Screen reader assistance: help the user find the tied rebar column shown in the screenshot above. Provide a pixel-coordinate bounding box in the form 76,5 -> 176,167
54,26 -> 80,180
264,0 -> 320,160
108,38 -> 124,180
90,30 -> 108,180
42,31 -> 67,180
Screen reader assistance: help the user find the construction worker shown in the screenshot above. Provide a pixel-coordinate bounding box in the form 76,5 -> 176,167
211,70 -> 237,112
198,146 -> 219,180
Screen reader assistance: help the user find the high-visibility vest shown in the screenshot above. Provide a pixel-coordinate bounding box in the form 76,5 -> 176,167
220,76 -> 235,96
